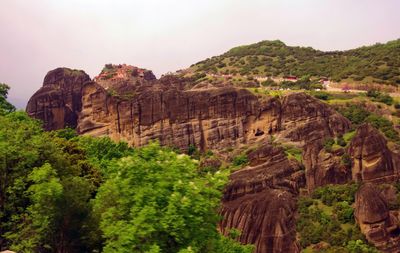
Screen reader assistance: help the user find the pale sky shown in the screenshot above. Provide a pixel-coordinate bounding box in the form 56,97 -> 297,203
1,0 -> 399,108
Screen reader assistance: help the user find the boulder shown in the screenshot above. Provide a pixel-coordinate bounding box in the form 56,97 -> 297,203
355,184 -> 400,252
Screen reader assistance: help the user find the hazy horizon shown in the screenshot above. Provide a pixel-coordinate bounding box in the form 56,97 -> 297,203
1,0 -> 399,108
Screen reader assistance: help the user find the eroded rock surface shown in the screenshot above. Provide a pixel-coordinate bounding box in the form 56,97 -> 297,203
78,82 -> 258,150
305,148 -> 351,191
77,76 -> 351,153
220,144 -> 304,253
278,93 -> 350,143
26,68 -> 90,130
348,123 -> 400,183
355,184 -> 400,252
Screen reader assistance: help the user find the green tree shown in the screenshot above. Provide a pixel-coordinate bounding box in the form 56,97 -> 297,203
0,83 -> 15,115
0,112 -> 102,252
5,163 -> 63,252
93,142 -> 251,253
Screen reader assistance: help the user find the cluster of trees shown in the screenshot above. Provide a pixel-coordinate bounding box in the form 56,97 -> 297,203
0,85 -> 253,253
337,104 -> 400,144
297,184 -> 378,252
192,39 -> 400,85
366,90 -> 394,105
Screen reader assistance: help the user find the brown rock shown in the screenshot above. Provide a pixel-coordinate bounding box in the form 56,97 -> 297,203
278,93 -> 351,143
306,148 -> 351,191
78,82 -> 258,150
28,67 -> 351,153
220,144 -> 304,253
26,68 -> 90,130
355,184 -> 400,252
348,123 -> 400,183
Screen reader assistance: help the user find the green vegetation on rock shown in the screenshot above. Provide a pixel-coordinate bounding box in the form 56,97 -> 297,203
297,184 -> 378,252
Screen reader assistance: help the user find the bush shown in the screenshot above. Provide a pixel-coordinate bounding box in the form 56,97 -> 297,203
261,78 -> 278,87
367,90 -> 393,105
324,138 -> 335,152
341,154 -> 352,167
334,201 -> 354,223
336,135 -> 347,147
313,184 -> 359,206
314,92 -> 330,100
187,144 -> 201,159
365,114 -> 400,143
338,105 -> 370,125
232,154 -> 248,166
296,185 -> 371,250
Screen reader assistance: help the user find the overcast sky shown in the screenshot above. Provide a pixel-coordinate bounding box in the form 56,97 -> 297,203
1,0 -> 399,108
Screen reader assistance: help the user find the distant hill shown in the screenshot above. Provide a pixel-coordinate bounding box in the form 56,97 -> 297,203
189,39 -> 400,85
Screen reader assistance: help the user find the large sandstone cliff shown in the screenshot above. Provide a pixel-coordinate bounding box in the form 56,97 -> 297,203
26,65 -> 361,253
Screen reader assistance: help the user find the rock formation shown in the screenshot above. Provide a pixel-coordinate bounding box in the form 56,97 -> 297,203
27,66 -> 351,152
348,123 -> 400,183
355,184 -> 400,252
26,68 -> 90,130
220,144 -> 304,253
305,148 -> 351,191
26,65 -> 354,253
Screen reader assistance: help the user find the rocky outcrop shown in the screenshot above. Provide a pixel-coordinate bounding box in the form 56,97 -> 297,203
78,82 -> 258,150
77,80 -> 350,152
94,64 -> 156,92
26,68 -> 90,130
278,93 -> 350,143
305,148 -> 351,191
26,65 -> 353,253
27,66 -> 351,152
220,144 -> 304,253
348,123 -> 400,183
355,184 -> 400,252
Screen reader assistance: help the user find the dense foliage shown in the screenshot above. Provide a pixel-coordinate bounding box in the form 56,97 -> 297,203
192,39 -> 400,84
297,184 -> 378,252
0,112 -> 101,252
93,142 -> 253,253
337,104 -> 400,144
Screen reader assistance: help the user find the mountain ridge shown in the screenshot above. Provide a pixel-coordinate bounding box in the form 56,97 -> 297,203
187,39 -> 400,85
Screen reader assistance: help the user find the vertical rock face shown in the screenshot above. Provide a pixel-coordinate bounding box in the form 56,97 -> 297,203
306,148 -> 351,191
355,184 -> 400,252
278,93 -> 350,143
78,82 -> 258,150
26,68 -> 91,130
281,92 -> 353,191
348,123 -> 400,183
220,144 -> 304,253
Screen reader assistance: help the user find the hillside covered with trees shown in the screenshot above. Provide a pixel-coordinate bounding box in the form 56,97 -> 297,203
190,39 -> 400,85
